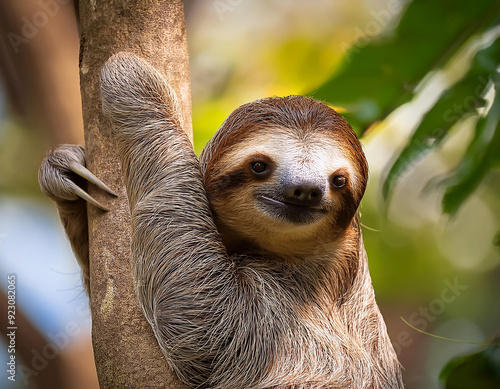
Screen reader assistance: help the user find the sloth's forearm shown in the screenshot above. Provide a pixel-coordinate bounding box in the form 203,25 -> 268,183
117,128 -> 246,386
101,53 -> 265,386
100,51 -> 239,323
115,125 -> 236,296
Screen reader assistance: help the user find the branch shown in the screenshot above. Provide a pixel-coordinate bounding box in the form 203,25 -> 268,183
78,1 -> 191,387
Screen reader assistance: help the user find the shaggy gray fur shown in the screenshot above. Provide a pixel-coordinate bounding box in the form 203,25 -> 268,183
40,52 -> 403,388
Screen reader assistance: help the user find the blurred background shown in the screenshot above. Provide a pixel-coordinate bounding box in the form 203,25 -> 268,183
0,0 -> 499,388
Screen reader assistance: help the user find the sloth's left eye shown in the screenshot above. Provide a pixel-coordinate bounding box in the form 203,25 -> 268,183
332,175 -> 346,188
251,162 -> 268,174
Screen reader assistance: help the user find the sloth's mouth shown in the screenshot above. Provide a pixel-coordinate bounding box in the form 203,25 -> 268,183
258,196 -> 328,225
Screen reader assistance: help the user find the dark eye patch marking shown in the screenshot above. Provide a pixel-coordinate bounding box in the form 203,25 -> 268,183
204,154 -> 275,199
205,168 -> 251,199
335,189 -> 358,230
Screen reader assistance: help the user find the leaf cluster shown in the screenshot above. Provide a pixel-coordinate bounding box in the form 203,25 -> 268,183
313,0 -> 500,214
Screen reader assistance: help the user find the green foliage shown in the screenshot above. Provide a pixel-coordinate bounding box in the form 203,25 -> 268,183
439,340 -> 500,389
442,73 -> 500,215
312,0 -> 500,215
385,37 -> 500,210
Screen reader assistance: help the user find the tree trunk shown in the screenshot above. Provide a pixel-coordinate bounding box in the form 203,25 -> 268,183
78,1 -> 191,387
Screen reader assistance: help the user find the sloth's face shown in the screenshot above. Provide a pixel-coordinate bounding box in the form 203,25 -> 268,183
203,127 -> 367,254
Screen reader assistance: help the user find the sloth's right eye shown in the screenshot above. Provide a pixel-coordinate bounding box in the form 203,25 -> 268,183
251,161 -> 268,174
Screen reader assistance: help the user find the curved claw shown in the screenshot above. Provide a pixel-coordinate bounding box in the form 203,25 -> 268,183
70,182 -> 110,211
69,162 -> 118,197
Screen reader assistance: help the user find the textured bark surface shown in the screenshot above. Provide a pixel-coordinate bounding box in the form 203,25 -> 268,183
79,1 -> 191,387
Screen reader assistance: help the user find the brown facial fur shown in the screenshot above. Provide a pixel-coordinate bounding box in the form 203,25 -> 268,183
200,96 -> 368,256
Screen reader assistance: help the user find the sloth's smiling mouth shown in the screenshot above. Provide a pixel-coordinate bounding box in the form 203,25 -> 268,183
258,196 -> 328,225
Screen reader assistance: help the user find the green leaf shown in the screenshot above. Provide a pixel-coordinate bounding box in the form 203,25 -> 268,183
311,0 -> 500,134
439,341 -> 500,389
442,73 -> 500,215
383,36 -> 500,200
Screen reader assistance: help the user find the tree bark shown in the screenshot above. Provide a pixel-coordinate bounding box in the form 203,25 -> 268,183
78,1 -> 191,387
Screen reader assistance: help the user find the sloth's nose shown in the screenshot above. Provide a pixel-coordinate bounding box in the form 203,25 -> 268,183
284,184 -> 323,207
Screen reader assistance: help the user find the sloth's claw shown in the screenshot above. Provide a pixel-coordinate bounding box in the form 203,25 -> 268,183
39,144 -> 116,211
69,162 -> 118,197
70,182 -> 110,211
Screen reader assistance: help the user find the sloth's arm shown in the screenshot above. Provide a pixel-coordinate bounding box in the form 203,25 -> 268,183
38,144 -> 116,294
100,53 -> 270,388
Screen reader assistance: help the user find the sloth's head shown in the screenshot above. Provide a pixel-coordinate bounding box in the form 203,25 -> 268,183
200,96 -> 368,256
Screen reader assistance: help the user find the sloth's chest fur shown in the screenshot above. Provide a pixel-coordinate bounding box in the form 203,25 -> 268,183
236,258 -> 395,388
262,304 -> 389,388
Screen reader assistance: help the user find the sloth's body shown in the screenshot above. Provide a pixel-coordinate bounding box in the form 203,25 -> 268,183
39,53 -> 403,388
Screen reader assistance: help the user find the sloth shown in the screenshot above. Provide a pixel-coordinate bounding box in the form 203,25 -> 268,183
39,53 -> 403,388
